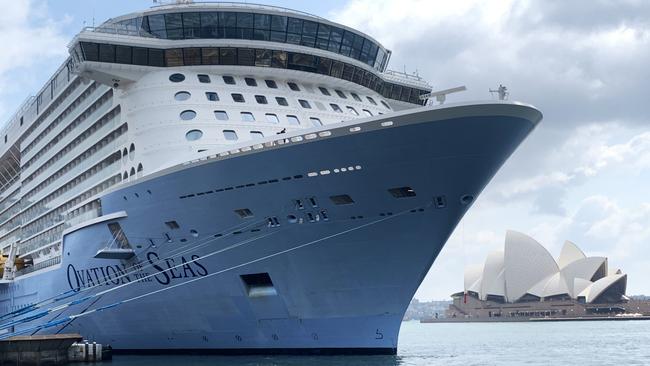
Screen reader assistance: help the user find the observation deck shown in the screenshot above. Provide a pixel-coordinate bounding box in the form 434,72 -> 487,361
68,1 -> 431,106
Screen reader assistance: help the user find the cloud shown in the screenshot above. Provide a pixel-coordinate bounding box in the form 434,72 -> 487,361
0,0 -> 69,121
328,0 -> 650,298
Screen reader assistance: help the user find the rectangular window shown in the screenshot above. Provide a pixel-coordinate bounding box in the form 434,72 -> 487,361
198,74 -> 211,83
205,92 -> 219,101
275,97 -> 289,106
99,43 -> 115,62
310,117 -> 323,127
254,49 -> 272,67
271,50 -> 287,68
80,42 -> 99,61
165,221 -> 180,230
201,47 -> 219,64
286,115 -> 300,125
245,77 -> 258,87
240,273 -> 277,297
182,12 -> 201,38
367,96 -> 377,105
298,99 -> 311,109
319,87 -> 331,96
351,93 -> 362,102
330,103 -> 342,113
251,131 -> 264,139
330,194 -> 354,205
232,93 -> 245,103
238,48 -> 255,66
214,110 -> 229,120
133,47 -> 148,65
363,109 -> 373,116
287,82 -> 300,91
241,112 -> 255,122
115,45 -> 132,64
223,130 -> 238,141
265,79 -> 278,88
388,187 -> 416,198
335,90 -> 347,99
200,12 -> 219,38
265,113 -> 279,123
165,48 -> 183,67
255,95 -> 268,104
347,106 -> 359,115
220,47 -> 237,65
223,75 -> 236,85
148,48 -> 164,67
184,47 -> 202,65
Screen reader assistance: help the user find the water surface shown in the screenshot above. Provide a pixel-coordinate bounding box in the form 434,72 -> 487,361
89,320 -> 650,365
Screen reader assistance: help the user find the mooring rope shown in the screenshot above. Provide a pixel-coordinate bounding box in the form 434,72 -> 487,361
0,203 -> 419,339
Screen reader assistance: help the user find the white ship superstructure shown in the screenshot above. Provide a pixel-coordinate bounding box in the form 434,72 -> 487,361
0,1 -> 542,354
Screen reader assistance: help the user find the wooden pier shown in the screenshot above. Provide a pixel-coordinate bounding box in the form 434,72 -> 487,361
0,334 -> 82,365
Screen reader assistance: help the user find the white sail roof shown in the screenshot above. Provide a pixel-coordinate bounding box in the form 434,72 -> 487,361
464,264 -> 483,293
558,240 -> 586,269
504,231 -> 559,302
463,231 -> 627,304
480,250 -> 505,300
560,257 -> 607,296
578,274 -> 627,303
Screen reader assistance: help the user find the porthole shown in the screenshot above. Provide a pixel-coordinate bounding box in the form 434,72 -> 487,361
190,229 -> 199,237
169,73 -> 185,82
180,110 -> 196,120
174,91 -> 191,101
460,194 -> 474,205
185,129 -> 203,141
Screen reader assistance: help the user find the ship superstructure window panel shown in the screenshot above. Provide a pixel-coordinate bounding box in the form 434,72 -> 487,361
265,79 -> 278,88
310,117 -> 323,127
335,90 -> 347,99
351,93 -> 362,102
197,74 -> 211,83
205,92 -> 219,101
330,104 -> 343,113
287,115 -> 300,125
287,82 -> 301,91
231,93 -> 245,103
223,130 -> 238,141
255,95 -> 268,104
241,112 -> 255,122
265,114 -> 279,124
319,87 -> 331,96
347,106 -> 359,116
298,99 -> 311,109
214,110 -> 229,121
113,11 -> 390,70
275,97 -> 289,106
223,76 -> 236,85
251,131 -> 264,139
367,96 -> 377,105
75,42 -> 429,105
388,187 -> 417,198
245,77 -> 258,87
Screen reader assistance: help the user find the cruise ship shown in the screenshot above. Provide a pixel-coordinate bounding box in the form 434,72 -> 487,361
0,1 -> 542,354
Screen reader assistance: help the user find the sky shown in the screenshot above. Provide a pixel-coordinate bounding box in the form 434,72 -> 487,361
1,0 -> 649,300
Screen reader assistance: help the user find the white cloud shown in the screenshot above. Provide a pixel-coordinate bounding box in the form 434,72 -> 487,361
0,0 -> 69,121
328,0 -> 650,299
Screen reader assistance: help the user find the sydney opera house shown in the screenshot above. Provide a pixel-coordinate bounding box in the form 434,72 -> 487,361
445,231 -> 635,320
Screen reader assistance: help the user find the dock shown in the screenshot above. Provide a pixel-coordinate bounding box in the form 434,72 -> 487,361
0,334 -> 82,365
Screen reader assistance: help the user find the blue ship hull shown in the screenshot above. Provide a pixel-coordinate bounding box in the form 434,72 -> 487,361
0,103 -> 541,354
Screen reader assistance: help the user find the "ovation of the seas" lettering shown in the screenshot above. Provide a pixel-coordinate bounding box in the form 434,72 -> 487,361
66,252 -> 208,291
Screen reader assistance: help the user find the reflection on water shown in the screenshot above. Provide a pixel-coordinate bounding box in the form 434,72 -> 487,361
83,320 -> 650,366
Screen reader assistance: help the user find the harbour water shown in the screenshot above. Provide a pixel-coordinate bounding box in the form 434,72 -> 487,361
86,320 -> 650,365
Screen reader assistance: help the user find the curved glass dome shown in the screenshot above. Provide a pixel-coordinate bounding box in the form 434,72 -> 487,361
101,9 -> 390,71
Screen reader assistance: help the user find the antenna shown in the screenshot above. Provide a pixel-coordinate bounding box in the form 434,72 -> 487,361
489,84 -> 509,100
